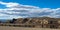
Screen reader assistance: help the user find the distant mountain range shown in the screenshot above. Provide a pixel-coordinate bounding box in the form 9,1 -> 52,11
0,17 -> 60,23
0,19 -> 12,23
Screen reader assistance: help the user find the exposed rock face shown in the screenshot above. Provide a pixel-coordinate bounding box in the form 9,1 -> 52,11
13,17 -> 60,24
7,17 -> 60,28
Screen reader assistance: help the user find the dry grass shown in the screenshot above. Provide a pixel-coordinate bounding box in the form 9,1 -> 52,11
0,26 -> 60,30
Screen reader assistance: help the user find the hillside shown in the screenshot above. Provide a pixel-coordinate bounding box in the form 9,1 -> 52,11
0,17 -> 60,28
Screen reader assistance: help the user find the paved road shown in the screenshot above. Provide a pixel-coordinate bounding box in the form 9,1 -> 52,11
0,26 -> 60,30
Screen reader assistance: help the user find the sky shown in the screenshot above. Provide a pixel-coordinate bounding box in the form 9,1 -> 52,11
0,0 -> 60,19
0,0 -> 60,8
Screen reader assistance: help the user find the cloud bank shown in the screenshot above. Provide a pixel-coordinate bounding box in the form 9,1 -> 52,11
0,1 -> 60,19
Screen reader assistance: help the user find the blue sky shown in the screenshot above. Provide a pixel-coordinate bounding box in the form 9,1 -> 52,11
0,0 -> 60,19
0,0 -> 60,8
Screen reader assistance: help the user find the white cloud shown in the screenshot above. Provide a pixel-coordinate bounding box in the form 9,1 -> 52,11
0,1 -> 60,19
0,1 -> 20,7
